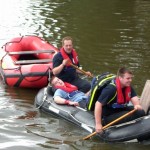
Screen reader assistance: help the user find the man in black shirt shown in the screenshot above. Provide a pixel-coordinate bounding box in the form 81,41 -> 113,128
52,36 -> 91,93
94,67 -> 145,133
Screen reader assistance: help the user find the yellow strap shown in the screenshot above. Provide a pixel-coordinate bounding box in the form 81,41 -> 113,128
107,82 -> 117,104
88,75 -> 116,110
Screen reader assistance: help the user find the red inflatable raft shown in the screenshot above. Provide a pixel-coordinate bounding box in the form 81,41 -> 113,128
0,35 -> 58,88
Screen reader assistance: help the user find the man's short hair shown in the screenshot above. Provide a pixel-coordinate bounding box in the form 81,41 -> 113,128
62,36 -> 73,46
117,67 -> 133,77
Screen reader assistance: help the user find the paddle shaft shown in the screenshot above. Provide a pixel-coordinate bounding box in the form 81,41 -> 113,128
83,109 -> 137,140
70,63 -> 93,78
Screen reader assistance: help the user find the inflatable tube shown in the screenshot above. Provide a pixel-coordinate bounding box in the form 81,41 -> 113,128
0,35 -> 58,88
35,87 -> 150,142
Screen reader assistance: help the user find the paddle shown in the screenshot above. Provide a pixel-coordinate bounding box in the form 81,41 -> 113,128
70,63 -> 93,78
83,109 -> 137,140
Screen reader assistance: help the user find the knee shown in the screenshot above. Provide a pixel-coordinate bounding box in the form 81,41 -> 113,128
81,84 -> 91,93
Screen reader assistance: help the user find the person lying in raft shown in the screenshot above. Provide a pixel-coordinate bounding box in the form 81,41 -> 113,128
94,67 -> 145,133
50,76 -> 88,107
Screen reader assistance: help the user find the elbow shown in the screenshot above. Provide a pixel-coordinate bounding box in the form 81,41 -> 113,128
54,96 -> 60,104
53,97 -> 58,103
95,101 -> 103,110
52,69 -> 57,75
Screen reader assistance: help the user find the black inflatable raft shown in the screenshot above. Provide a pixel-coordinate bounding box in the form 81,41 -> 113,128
35,87 -> 150,142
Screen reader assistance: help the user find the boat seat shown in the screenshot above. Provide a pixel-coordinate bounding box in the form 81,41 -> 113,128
9,50 -> 55,55
14,59 -> 52,65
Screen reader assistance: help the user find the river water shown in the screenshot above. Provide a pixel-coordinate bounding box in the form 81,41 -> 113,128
0,0 -> 150,149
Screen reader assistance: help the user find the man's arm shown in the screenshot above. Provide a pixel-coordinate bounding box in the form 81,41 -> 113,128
53,89 -> 79,106
54,96 -> 79,106
131,96 -> 143,110
52,63 -> 65,75
94,84 -> 117,133
54,96 -> 68,104
53,59 -> 69,75
94,101 -> 103,133
76,69 -> 92,77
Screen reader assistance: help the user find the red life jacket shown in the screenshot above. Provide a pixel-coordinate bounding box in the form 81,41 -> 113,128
115,78 -> 131,104
54,82 -> 78,93
60,48 -> 78,66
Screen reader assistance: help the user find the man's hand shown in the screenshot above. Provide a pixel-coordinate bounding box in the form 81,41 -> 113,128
134,104 -> 143,110
95,123 -> 103,133
62,59 -> 70,66
85,71 -> 92,77
69,101 -> 79,107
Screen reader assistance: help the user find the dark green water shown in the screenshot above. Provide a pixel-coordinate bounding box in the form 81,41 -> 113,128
0,0 -> 150,149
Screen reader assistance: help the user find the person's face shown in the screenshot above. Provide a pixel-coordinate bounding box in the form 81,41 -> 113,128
119,73 -> 133,87
63,40 -> 73,54
52,77 -> 64,86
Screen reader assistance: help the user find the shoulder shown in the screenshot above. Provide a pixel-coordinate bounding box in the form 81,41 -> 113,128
103,83 -> 116,93
53,52 -> 63,67
100,84 -> 116,99
130,85 -> 135,91
130,85 -> 137,97
53,52 -> 62,60
97,84 -> 116,104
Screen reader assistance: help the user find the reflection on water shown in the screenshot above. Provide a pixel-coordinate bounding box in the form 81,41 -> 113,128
0,0 -> 150,149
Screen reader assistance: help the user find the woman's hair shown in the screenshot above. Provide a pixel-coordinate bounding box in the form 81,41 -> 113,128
117,67 -> 133,77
